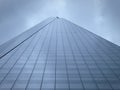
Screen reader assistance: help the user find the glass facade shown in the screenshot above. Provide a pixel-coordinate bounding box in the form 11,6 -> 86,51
0,18 -> 120,90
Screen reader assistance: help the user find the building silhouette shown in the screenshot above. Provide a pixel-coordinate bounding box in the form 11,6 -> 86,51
0,17 -> 120,90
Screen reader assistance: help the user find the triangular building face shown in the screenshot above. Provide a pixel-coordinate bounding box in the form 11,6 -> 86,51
0,17 -> 120,90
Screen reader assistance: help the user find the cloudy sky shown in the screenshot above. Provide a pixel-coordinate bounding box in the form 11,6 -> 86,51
0,0 -> 120,46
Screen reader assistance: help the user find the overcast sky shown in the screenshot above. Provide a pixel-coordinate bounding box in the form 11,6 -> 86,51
0,0 -> 120,46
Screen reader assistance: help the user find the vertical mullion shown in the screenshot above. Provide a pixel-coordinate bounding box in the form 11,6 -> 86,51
0,43 -> 22,69
88,32 -> 120,71
61,19 -> 70,90
62,19 -> 85,90
40,19 -> 54,90
11,32 -> 42,89
25,25 -> 49,90
0,35 -> 35,87
79,28 -> 119,88
64,19 -> 100,90
54,19 -> 58,90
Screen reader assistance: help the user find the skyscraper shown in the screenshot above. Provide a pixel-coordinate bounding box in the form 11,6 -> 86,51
0,17 -> 120,90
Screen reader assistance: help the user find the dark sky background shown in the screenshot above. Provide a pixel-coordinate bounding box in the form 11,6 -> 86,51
0,0 -> 120,46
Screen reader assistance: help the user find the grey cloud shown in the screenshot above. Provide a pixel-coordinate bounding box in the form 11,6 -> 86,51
0,0 -> 120,46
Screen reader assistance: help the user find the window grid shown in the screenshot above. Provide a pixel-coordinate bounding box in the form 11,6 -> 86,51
0,18 -> 120,90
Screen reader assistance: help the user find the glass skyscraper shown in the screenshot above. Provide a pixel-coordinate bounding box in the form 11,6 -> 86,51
0,17 -> 120,90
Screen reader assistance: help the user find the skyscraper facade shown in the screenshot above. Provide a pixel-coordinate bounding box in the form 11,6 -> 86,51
0,17 -> 120,90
